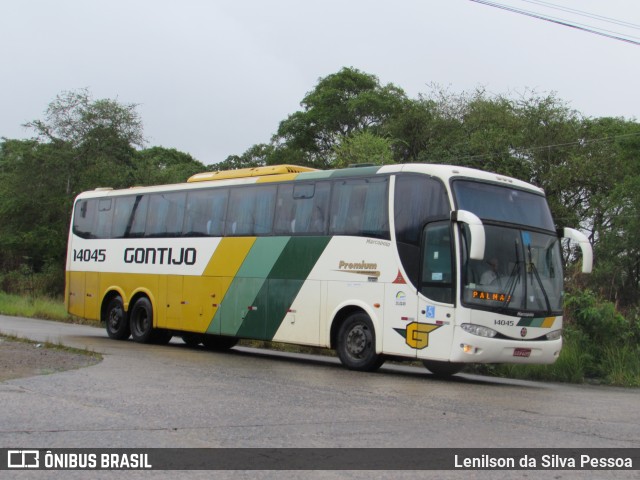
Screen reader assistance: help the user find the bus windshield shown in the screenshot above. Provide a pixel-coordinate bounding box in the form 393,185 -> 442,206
461,226 -> 563,315
453,180 -> 563,315
453,180 -> 555,231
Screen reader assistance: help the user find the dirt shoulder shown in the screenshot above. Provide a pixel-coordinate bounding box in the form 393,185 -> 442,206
0,335 -> 102,382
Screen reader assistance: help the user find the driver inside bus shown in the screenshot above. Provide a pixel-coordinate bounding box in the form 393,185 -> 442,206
480,258 -> 501,287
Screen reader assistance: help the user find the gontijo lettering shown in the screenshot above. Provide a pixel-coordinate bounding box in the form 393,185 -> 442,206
124,247 -> 196,265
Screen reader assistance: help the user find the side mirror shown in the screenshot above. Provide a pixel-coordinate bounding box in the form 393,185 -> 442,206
452,210 -> 485,261
563,228 -> 593,274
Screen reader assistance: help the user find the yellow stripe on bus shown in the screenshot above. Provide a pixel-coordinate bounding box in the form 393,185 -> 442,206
542,316 -> 556,328
203,237 -> 256,277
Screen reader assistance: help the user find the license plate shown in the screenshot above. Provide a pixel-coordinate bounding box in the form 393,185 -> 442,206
513,348 -> 531,358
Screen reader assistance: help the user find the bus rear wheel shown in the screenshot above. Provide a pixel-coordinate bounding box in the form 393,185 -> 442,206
336,312 -> 384,372
105,296 -> 130,340
129,297 -> 154,343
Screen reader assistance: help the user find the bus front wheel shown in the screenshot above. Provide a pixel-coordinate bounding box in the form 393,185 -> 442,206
336,312 -> 384,372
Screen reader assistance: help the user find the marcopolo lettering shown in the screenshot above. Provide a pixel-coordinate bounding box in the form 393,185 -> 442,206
124,247 -> 197,266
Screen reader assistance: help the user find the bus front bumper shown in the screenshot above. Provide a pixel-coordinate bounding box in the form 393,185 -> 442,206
448,327 -> 563,364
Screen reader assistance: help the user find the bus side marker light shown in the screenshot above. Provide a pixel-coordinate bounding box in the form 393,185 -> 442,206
461,344 -> 478,354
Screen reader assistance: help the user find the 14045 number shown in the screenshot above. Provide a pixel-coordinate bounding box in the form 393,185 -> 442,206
73,249 -> 106,262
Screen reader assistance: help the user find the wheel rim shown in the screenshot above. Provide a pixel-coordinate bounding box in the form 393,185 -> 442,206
133,308 -> 150,336
108,305 -> 123,331
345,324 -> 370,359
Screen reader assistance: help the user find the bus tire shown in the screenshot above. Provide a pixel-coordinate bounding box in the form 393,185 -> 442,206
422,360 -> 464,377
202,334 -> 238,350
129,297 -> 154,343
336,312 -> 384,372
105,296 -> 130,340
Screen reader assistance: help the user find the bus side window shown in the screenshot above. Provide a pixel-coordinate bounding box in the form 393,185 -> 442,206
305,182 -> 330,234
330,177 -> 389,239
145,192 -> 186,237
184,189 -> 228,237
227,185 -> 276,236
274,184 -> 296,234
112,196 -> 136,238
73,199 -> 97,239
127,195 -> 148,238
274,182 -> 330,235
395,175 -> 449,245
421,221 -> 454,304
94,199 -> 113,239
394,175 -> 450,288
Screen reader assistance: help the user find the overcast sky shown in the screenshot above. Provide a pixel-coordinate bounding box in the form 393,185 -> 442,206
2,0 -> 639,164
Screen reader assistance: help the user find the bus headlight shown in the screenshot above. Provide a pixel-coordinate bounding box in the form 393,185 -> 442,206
546,329 -> 562,341
461,323 -> 498,338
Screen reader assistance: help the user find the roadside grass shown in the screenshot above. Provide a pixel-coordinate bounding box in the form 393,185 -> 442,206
0,332 -> 101,359
600,344 -> 640,387
0,292 -> 71,321
1,292 -> 638,387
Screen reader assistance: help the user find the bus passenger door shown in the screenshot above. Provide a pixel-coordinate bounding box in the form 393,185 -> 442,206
415,222 -> 456,362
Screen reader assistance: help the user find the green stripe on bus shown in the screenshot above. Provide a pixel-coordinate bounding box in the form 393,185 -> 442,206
329,165 -> 382,177
236,236 -> 291,278
295,166 -> 382,181
295,170 -> 334,181
235,236 -> 331,340
517,318 -> 547,327
207,237 -> 290,336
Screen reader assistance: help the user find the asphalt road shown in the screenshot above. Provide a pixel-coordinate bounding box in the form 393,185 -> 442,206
1,315 -> 638,480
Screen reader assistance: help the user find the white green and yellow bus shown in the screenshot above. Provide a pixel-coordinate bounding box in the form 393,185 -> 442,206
65,163 -> 592,376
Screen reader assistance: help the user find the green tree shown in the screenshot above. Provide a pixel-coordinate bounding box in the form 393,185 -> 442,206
0,89 -> 147,289
274,67 -> 407,168
24,88 -> 144,194
0,139 -> 70,273
333,131 -> 394,168
134,147 -> 205,185
572,119 -> 640,307
210,143 -> 275,171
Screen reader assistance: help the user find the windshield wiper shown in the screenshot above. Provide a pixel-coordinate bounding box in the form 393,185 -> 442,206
527,244 -> 552,313
502,241 -> 521,309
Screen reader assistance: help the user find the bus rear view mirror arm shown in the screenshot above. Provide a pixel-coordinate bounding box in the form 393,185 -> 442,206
452,210 -> 485,261
562,227 -> 593,274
